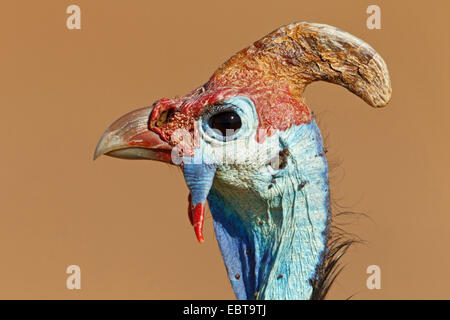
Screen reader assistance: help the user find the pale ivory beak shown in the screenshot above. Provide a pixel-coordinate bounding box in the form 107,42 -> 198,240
94,106 -> 172,163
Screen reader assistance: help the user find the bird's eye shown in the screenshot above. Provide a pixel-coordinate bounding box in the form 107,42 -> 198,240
208,111 -> 242,137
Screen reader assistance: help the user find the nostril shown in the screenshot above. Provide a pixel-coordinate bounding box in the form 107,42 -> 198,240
152,107 -> 176,128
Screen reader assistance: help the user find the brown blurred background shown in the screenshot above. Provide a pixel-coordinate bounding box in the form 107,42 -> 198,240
0,0 -> 448,299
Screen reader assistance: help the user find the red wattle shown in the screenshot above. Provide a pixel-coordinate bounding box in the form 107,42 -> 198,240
189,202 -> 205,243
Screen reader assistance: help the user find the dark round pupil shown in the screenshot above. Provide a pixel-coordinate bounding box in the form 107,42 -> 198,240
208,111 -> 242,136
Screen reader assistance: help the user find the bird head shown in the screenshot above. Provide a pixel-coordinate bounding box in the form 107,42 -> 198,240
95,22 -> 391,299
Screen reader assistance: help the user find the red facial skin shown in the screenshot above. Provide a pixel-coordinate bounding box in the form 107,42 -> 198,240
148,81 -> 311,148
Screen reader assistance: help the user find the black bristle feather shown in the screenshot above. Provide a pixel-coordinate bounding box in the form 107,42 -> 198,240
309,211 -> 363,300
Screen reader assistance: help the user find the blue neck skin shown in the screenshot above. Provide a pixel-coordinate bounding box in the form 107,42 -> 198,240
207,120 -> 330,300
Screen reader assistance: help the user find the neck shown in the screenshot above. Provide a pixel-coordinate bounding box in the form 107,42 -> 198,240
208,120 -> 330,300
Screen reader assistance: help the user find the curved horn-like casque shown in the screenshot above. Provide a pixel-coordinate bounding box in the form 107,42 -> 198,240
211,22 -> 391,107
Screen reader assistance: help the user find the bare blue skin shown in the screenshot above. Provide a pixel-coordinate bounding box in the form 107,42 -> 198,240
182,97 -> 329,300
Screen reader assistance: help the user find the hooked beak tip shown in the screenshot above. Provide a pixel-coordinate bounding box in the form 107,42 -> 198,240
93,130 -> 115,161
93,140 -> 105,161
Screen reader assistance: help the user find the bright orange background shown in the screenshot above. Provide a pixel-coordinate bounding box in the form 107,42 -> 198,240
0,0 -> 448,299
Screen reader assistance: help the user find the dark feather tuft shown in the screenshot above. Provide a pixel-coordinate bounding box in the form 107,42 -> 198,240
309,210 -> 364,300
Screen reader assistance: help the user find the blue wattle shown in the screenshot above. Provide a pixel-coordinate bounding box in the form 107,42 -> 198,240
182,152 -> 216,206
